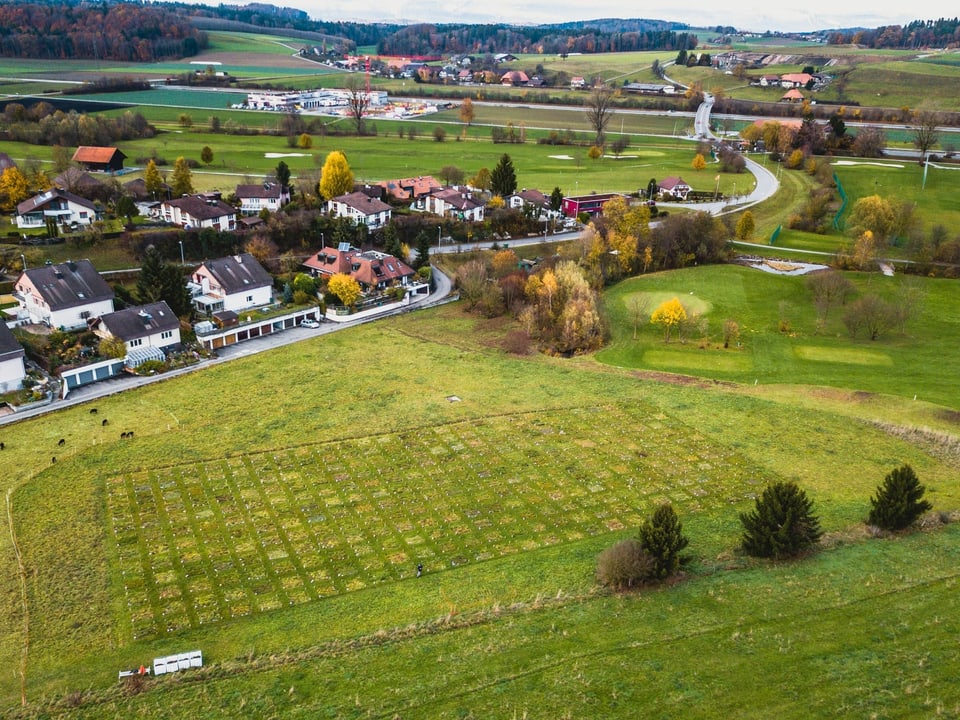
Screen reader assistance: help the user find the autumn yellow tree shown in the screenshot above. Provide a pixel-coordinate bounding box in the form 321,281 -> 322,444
459,97 -> 474,126
169,156 -> 194,196
0,166 -> 30,212
735,210 -> 755,240
786,149 -> 805,169
651,297 -> 687,343
319,151 -> 354,200
491,248 -> 519,278
692,153 -> 707,171
143,159 -> 164,200
298,133 -> 313,149
853,230 -> 876,270
327,273 -> 361,308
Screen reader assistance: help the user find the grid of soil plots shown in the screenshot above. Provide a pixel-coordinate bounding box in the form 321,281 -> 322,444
107,404 -> 768,638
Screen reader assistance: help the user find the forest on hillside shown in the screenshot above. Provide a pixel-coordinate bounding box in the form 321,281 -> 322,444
0,2 -> 207,61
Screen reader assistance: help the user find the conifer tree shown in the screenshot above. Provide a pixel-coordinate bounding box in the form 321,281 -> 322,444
169,156 -> 194,196
868,464 -> 932,531
414,230 -> 431,269
490,153 -> 517,197
740,481 -> 822,559
638,503 -> 689,579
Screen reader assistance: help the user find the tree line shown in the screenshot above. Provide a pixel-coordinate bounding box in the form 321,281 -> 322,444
826,17 -> 960,48
0,2 -> 207,61
376,23 -> 697,57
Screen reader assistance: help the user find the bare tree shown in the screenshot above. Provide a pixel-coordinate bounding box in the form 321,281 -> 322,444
585,84 -> 614,147
912,110 -> 941,165
344,74 -> 370,136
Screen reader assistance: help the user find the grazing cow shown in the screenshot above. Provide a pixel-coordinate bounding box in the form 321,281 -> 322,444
51,457 -> 56,463
90,408 -> 97,415
102,418 -> 109,427
57,438 -> 65,446
0,442 -> 4,450
120,432 -> 127,439
128,431 -> 135,438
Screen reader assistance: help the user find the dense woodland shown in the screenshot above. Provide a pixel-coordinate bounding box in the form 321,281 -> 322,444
0,2 -> 207,61
826,18 -> 960,47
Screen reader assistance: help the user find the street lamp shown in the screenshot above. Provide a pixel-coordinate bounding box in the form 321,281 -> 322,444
21,253 -> 27,271
437,225 -> 441,248
178,240 -> 184,265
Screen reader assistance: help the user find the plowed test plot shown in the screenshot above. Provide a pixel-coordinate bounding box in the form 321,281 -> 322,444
107,403 -> 769,638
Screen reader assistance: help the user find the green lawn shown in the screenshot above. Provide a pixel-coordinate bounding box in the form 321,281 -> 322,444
596,264 -> 960,407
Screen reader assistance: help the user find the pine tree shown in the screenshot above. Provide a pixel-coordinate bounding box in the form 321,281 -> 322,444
638,503 -> 689,579
169,156 -> 194,197
275,160 -> 291,190
136,246 -> 166,304
383,222 -> 402,258
740,481 -> 822,559
414,230 -> 431,269
868,464 -> 932,531
490,153 -> 517,197
549,186 -> 563,212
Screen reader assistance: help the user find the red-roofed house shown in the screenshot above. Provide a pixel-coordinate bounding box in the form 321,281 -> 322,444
424,188 -> 484,221
780,73 -> 813,89
302,246 -> 415,292
501,70 -> 529,86
327,191 -> 392,229
657,176 -> 692,200
71,146 -> 126,173
507,189 -> 559,220
377,176 -> 442,202
781,88 -> 805,103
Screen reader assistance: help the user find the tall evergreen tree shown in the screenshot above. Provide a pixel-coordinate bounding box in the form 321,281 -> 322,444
275,160 -> 291,190
490,153 -> 517,197
868,464 -> 932,531
136,246 -> 192,317
414,230 -> 431,269
549,186 -> 563,212
638,503 -> 688,579
383,222 -> 402,258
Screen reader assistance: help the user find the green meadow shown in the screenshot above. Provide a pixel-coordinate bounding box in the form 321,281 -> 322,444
3,269 -> 960,716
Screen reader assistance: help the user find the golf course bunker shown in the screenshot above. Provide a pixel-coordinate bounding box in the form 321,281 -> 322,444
746,258 -> 830,276
548,154 -> 574,160
264,152 -> 311,158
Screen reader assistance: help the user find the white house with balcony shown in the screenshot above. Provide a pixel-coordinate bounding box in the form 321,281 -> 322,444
15,189 -> 99,230
327,191 -> 392,229
161,195 -> 237,232
235,182 -> 290,215
13,259 -> 114,330
187,253 -> 273,315
91,301 -> 181,356
424,188 -> 484,222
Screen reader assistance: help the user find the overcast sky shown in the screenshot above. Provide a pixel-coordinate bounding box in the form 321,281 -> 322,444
269,2 -> 956,34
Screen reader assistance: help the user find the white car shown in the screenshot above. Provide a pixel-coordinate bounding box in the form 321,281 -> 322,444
300,318 -> 321,328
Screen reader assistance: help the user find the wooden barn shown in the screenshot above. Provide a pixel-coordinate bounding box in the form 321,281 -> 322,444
71,146 -> 127,173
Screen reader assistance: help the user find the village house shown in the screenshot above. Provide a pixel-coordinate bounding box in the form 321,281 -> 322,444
235,182 -> 291,215
13,259 -> 114,330
161,195 -> 237,232
506,189 -> 559,220
71,146 -> 126,173
15,188 -> 100,230
326,191 -> 392,229
123,177 -> 171,201
780,72 -> 814,89
658,176 -> 693,200
501,70 -> 529,86
423,188 -> 485,222
781,88 -> 805,103
378,176 -> 441,202
53,167 -> 107,198
570,76 -> 586,90
0,322 -> 26,393
188,253 -> 273,315
302,245 -> 415,292
92,301 -> 181,356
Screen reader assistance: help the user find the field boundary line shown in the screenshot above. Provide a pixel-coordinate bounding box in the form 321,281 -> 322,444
5,489 -> 29,707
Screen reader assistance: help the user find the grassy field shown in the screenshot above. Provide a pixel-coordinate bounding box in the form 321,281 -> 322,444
2,276 -> 960,716
1,36 -> 960,717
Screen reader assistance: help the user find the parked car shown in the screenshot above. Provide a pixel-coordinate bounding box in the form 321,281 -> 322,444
300,318 -> 321,328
